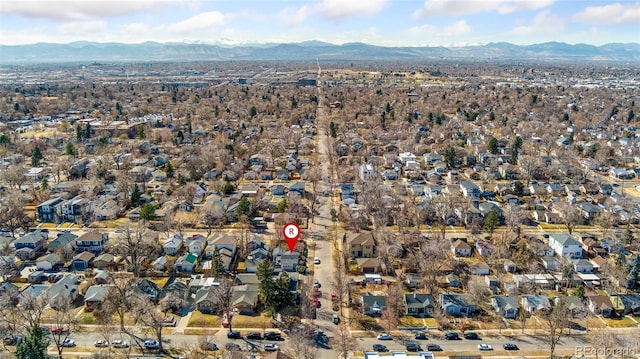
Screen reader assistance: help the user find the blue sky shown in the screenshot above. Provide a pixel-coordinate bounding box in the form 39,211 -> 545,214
1,0 -> 639,46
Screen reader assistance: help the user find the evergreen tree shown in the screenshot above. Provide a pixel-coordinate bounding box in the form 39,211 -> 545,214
15,324 -> 48,359
487,137 -> 499,154
211,247 -> 225,276
222,182 -> 235,195
137,125 -> 146,139
76,125 -> 83,141
623,228 -> 635,245
483,210 -> 500,235
40,176 -> 48,190
31,145 -> 43,167
85,122 -> 92,139
444,147 -> 456,168
139,203 -> 158,221
165,161 -> 174,178
236,197 -> 252,218
277,198 -> 288,213
64,142 -> 76,156
130,183 -> 142,207
329,122 -> 337,138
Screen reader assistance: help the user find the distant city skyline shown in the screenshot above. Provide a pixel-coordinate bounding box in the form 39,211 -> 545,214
1,0 -> 639,47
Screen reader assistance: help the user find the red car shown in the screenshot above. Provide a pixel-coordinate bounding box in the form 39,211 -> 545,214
51,327 -> 70,335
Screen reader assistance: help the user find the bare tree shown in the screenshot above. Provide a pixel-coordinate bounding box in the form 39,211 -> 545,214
561,204 -> 584,235
333,322 -> 356,359
211,278 -> 236,332
381,281 -> 404,332
417,236 -> 451,294
541,298 -> 570,358
49,296 -> 76,359
110,224 -> 160,277
286,325 -> 319,359
0,190 -> 27,238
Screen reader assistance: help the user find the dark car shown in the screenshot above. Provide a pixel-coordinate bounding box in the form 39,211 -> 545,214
373,344 -> 388,352
503,343 -> 519,350
3,336 -> 22,346
264,332 -> 283,341
405,342 -> 421,352
427,343 -> 443,351
246,332 -> 263,340
444,332 -> 459,340
414,332 -> 428,340
463,332 -> 479,340
226,331 -> 242,339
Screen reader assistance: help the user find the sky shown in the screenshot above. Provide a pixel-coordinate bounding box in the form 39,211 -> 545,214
1,0 -> 639,47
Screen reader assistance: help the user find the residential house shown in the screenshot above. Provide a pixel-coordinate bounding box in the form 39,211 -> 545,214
232,284 -> 259,314
521,295 -> 551,314
611,294 -> 640,315
446,274 -> 461,288
14,231 -> 48,260
93,253 -> 117,270
503,259 -> 517,273
75,230 -> 108,254
587,295 -> 614,317
573,259 -> 594,273
360,163 -> 375,180
35,253 -> 63,271
61,196 -> 90,223
404,293 -> 434,318
577,202 -> 601,223
459,180 -> 481,197
348,232 -> 375,258
451,239 -> 472,257
36,197 -> 64,223
475,239 -> 496,257
132,279 -> 160,302
187,235 -> 206,256
175,253 -> 198,273
440,293 -> 475,317
355,257 -> 382,273
84,284 -> 112,311
492,295 -> 519,319
269,184 -> 286,196
163,233 -> 184,256
288,182 -> 306,198
469,262 -> 490,275
72,251 -> 95,271
361,292 -> 387,316
48,231 -> 77,254
152,256 -> 168,271
542,256 -> 562,271
273,248 -> 300,272
548,233 -> 583,258
47,274 -> 80,308
91,197 -> 121,220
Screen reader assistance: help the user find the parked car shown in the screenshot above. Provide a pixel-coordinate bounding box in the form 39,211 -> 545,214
313,257 -> 321,265
144,339 -> 160,349
332,314 -> 340,324
444,332 -> 459,340
503,343 -> 519,350
377,333 -> 393,340
58,339 -> 76,347
227,331 -> 242,339
427,343 -> 443,351
313,280 -> 321,288
405,342 -> 421,351
111,339 -> 129,348
225,343 -> 241,351
373,343 -> 388,352
246,332 -> 263,340
478,343 -> 494,351
264,332 -> 283,341
464,332 -> 479,340
3,336 -> 22,346
414,333 -> 428,340
264,343 -> 279,351
51,327 -> 70,335
200,342 -> 219,351
94,339 -> 108,348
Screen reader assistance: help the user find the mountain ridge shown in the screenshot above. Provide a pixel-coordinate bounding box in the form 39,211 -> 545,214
1,40 -> 639,64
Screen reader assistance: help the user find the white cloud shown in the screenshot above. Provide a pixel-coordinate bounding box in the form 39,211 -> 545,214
0,0 -> 182,21
412,0 -> 554,19
408,20 -> 472,37
276,0 -> 387,26
120,22 -> 151,35
166,11 -> 230,34
57,21 -> 107,36
509,10 -> 564,35
572,2 -> 640,25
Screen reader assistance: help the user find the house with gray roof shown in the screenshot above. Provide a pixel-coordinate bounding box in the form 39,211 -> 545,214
548,233 -> 582,258
521,295 -> 551,314
84,284 -> 113,311
48,231 -> 77,254
361,292 -> 387,316
440,293 -> 475,317
492,295 -> 519,318
404,293 -> 434,318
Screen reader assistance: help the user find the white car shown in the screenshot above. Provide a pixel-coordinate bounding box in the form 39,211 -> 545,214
264,343 -> 279,351
313,257 -> 321,265
377,333 -> 393,340
94,339 -> 108,348
111,339 -> 130,348
478,343 -> 493,351
59,338 -> 76,347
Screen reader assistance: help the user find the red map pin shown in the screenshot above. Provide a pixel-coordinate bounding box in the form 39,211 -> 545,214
282,222 -> 300,253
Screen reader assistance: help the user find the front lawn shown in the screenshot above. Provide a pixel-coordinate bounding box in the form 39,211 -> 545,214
399,316 -> 425,327
231,314 -> 272,328
604,316 -> 637,328
187,312 -> 221,327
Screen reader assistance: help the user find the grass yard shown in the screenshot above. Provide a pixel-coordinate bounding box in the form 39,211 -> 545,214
148,277 -> 170,289
231,314 -> 272,328
399,316 -> 425,327
187,312 -> 221,327
603,316 -> 637,328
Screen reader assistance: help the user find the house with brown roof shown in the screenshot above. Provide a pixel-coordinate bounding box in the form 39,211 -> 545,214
451,239 -> 472,257
587,295 -> 614,317
355,257 -> 382,274
348,232 -> 375,258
